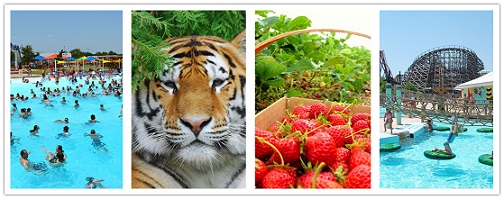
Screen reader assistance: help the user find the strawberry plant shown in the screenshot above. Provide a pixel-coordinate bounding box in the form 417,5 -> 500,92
255,102 -> 371,189
255,10 -> 371,113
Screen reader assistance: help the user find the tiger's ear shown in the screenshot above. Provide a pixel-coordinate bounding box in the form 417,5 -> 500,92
230,29 -> 246,56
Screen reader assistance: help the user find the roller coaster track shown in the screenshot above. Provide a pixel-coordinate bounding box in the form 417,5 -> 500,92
379,50 -> 400,85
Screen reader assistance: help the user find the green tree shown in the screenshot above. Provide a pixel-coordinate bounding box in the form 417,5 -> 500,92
404,81 -> 418,92
20,45 -> 36,66
131,10 -> 246,90
70,48 -> 85,58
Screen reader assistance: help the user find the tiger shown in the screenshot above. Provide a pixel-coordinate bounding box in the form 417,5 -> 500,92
132,30 -> 246,188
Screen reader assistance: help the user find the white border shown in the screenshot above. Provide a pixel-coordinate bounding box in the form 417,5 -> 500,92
2,0 -> 501,197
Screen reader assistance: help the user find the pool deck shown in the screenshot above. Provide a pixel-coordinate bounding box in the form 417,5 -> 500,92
380,116 -> 427,145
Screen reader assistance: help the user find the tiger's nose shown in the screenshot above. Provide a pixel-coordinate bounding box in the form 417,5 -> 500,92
180,117 -> 212,135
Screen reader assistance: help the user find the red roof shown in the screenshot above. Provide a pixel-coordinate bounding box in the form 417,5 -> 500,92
43,54 -> 58,59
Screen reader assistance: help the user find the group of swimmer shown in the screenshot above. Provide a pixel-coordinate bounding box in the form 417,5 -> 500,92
11,69 -> 122,188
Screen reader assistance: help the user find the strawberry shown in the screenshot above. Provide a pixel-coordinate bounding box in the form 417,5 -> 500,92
309,102 -> 329,119
269,136 -> 301,165
350,113 -> 371,124
315,93 -> 322,98
335,147 -> 351,165
304,132 -> 338,167
358,137 -> 371,153
329,105 -> 349,115
298,171 -> 342,189
292,105 -> 310,119
290,119 -> 314,134
255,158 -> 269,186
261,168 -> 297,188
352,120 -> 370,134
344,164 -> 371,188
327,113 -> 347,126
348,146 -> 371,171
255,127 -> 276,159
325,126 -> 347,148
304,72 -> 310,77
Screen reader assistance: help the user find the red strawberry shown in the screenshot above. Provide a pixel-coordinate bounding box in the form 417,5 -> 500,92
309,102 -> 329,119
329,105 -> 349,115
358,137 -> 371,153
255,158 -> 269,186
255,127 -> 276,159
304,72 -> 310,77
315,93 -> 322,98
298,171 -> 342,188
352,120 -> 370,134
349,147 -> 371,171
269,137 -> 301,165
344,164 -> 371,188
267,123 -> 280,133
327,113 -> 347,126
292,105 -> 310,119
305,132 -> 338,167
325,126 -> 347,148
290,119 -> 314,134
261,168 -> 296,188
335,147 -> 351,165
350,113 -> 371,124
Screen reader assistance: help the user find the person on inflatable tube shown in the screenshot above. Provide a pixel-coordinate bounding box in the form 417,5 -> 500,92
432,116 -> 461,155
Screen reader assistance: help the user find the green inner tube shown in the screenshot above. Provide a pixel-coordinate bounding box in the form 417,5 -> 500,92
433,126 -> 450,131
424,150 -> 456,160
380,142 -> 401,152
478,154 -> 493,166
460,127 -> 468,132
476,127 -> 493,133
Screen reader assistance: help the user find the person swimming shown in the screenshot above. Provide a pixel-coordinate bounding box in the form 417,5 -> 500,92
29,125 -> 40,137
57,126 -> 71,138
88,114 -> 99,123
85,177 -> 105,189
84,129 -> 108,154
20,149 -> 48,173
55,117 -> 69,123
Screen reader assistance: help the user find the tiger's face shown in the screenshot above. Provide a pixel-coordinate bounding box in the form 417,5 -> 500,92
133,30 -> 246,168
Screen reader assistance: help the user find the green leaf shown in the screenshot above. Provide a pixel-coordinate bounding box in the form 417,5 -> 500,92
340,48 -> 352,55
287,16 -> 311,31
265,78 -> 285,87
255,55 -> 287,80
341,82 -> 355,90
287,90 -> 304,98
324,56 -> 344,67
286,59 -> 314,73
275,53 -> 295,63
258,16 -> 279,29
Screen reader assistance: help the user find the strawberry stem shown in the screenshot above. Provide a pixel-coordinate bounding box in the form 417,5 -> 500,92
311,162 -> 326,188
256,136 -> 284,165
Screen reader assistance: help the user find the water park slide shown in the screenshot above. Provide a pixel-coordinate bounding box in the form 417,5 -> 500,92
11,43 -> 22,69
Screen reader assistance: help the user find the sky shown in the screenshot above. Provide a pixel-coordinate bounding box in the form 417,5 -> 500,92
380,10 -> 493,77
10,11 -> 123,55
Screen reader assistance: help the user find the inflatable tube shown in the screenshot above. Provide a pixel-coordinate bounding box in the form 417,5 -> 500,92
424,150 -> 456,160
460,127 -> 468,132
476,128 -> 493,133
380,143 -> 401,152
478,154 -> 493,166
432,126 -> 450,131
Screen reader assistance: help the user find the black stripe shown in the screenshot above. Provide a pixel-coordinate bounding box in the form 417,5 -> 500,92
172,52 -> 190,59
223,53 -> 237,68
231,106 -> 246,119
225,162 -> 246,188
134,80 -> 161,120
203,42 -> 218,52
218,67 -> 226,74
194,50 -> 214,57
135,151 -> 189,188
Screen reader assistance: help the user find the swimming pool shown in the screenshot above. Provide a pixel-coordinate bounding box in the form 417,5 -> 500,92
380,121 -> 493,189
9,75 -> 123,189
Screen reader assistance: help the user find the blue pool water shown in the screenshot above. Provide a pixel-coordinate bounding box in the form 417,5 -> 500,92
380,122 -> 493,189
10,76 -> 123,188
